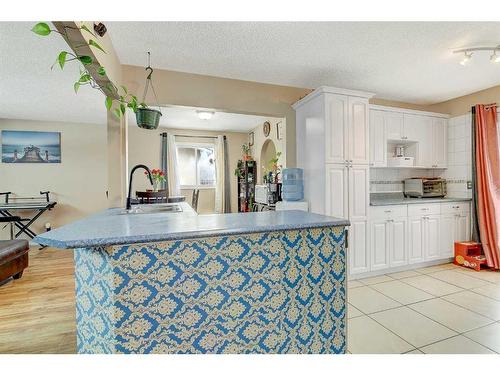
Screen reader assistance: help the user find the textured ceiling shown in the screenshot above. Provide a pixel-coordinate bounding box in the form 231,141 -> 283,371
0,22 -> 105,125
128,105 -> 278,132
108,22 -> 500,105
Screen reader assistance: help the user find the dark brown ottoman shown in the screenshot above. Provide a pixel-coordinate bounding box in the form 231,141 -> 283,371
0,239 -> 29,284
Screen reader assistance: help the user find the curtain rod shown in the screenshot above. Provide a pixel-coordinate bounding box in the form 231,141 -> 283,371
160,132 -> 225,140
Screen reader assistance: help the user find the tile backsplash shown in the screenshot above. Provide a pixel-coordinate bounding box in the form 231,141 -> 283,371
370,113 -> 473,199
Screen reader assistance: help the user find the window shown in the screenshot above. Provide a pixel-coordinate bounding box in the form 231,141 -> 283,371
176,144 -> 216,188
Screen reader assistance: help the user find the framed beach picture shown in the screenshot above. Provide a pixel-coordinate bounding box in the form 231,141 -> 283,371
1,130 -> 61,163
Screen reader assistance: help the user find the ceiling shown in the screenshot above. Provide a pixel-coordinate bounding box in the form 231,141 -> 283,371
0,22 -> 105,124
107,22 -> 500,105
128,106 -> 277,132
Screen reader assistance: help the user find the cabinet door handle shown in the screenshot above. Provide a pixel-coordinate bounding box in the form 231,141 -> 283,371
384,210 -> 392,213
421,208 -> 429,211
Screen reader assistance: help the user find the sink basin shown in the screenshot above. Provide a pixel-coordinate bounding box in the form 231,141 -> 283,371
119,204 -> 183,215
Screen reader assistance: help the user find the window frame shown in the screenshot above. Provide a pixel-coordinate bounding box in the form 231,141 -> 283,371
176,142 -> 217,190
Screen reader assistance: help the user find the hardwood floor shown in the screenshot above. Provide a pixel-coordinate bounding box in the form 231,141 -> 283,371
0,247 -> 77,354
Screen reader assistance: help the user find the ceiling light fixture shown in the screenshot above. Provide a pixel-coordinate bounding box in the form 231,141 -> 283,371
197,110 -> 215,120
454,45 -> 500,66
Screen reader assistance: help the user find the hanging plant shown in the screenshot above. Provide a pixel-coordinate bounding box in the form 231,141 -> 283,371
31,22 -> 145,121
135,53 -> 162,129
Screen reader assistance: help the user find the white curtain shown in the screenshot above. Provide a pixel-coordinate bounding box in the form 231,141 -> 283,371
215,135 -> 225,213
167,134 -> 181,196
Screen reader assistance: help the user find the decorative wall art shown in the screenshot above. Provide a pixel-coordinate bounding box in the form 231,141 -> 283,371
1,130 -> 61,163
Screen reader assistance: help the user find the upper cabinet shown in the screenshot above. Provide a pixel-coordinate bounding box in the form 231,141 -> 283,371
369,106 -> 448,169
325,93 -> 369,165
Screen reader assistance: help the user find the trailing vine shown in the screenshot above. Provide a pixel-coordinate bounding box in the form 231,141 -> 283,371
31,22 -> 144,119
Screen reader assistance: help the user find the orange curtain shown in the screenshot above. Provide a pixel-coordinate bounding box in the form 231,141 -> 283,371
475,105 -> 500,269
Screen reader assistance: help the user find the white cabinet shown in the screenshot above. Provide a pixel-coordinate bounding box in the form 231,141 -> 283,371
325,94 -> 348,164
385,112 -> 405,141
325,164 -> 348,219
408,216 -> 424,264
432,118 -> 447,168
369,110 -> 387,167
440,215 -> 455,258
370,214 -> 408,271
348,97 -> 370,165
440,203 -> 471,258
409,213 -> 441,263
294,87 -> 374,277
391,218 -> 408,267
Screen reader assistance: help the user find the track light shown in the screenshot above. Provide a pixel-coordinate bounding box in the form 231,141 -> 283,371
460,52 -> 472,66
197,110 -> 214,120
454,45 -> 500,65
490,51 -> 500,63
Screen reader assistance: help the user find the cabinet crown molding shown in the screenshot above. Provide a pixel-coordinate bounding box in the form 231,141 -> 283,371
369,104 -> 450,119
293,86 -> 375,110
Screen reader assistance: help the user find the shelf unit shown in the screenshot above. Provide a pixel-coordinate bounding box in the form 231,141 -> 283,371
237,160 -> 256,212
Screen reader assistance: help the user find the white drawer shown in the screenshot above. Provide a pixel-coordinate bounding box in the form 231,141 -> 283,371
441,202 -> 470,215
408,203 -> 441,217
370,205 -> 407,219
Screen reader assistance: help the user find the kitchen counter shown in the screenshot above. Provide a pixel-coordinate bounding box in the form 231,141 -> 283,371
34,202 -> 349,248
33,203 -> 348,354
370,193 -> 472,206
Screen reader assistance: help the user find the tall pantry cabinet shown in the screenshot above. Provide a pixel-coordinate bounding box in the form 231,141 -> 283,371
294,86 -> 375,276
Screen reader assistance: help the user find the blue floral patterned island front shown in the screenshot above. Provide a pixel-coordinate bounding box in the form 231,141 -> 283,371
74,226 -> 347,353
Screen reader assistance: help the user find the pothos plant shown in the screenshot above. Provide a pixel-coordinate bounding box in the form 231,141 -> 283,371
31,22 -> 145,119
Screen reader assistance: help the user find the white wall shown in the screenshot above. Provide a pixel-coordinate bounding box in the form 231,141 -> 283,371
249,117 -> 286,183
0,119 -> 108,240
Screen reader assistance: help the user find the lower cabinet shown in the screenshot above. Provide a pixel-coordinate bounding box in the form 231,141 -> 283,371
365,202 -> 471,277
370,217 -> 407,271
349,219 -> 370,275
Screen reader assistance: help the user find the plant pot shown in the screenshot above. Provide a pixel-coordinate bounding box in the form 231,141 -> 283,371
136,108 -> 162,130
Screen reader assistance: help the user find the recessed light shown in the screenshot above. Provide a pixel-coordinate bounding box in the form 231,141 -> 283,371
197,111 -> 215,120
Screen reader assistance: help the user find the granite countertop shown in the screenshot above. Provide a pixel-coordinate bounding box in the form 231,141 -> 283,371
370,193 -> 472,206
34,202 -> 349,249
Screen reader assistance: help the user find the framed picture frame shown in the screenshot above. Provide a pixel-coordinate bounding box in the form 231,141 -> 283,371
1,130 -> 61,163
276,121 -> 283,140
249,132 -> 254,146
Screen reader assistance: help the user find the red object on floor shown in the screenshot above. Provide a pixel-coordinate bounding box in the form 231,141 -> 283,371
454,241 -> 487,271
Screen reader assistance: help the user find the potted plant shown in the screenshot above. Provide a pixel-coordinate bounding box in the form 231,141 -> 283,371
136,105 -> 162,130
242,143 -> 252,161
145,169 -> 166,191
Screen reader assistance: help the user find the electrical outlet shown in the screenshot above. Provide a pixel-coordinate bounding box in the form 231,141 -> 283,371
467,181 -> 473,189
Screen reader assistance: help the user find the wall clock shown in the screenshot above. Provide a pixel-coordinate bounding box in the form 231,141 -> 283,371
263,121 -> 271,137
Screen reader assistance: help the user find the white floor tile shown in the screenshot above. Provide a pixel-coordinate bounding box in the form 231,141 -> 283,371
371,306 -> 456,348
472,283 -> 500,301
415,263 -> 457,274
420,335 -> 495,354
348,303 -> 364,319
459,270 -> 500,284
429,270 -> 490,289
410,298 -> 493,333
348,286 -> 401,314
443,291 -> 500,320
359,275 -> 394,285
371,280 -> 434,305
347,315 -> 414,354
400,275 -> 463,297
388,270 -> 421,279
348,280 -> 364,289
464,322 -> 500,353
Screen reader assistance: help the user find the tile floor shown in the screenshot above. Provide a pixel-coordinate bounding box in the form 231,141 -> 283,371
347,262 -> 500,354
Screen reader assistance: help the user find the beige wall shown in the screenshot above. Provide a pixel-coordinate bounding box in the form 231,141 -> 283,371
127,126 -> 247,214
121,65 -> 310,169
370,98 -> 433,111
426,84 -> 500,116
249,117 -> 286,183
0,119 -> 108,240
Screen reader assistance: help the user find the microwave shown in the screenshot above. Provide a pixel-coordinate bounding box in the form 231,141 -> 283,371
404,178 -> 447,198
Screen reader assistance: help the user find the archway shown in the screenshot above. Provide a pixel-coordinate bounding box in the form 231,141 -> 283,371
260,139 -> 277,183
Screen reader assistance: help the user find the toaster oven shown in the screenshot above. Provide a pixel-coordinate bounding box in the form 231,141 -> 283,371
404,178 -> 447,198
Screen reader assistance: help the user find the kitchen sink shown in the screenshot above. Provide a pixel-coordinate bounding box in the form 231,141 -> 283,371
118,204 -> 183,215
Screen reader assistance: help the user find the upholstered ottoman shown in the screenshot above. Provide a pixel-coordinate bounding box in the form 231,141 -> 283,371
0,239 -> 29,284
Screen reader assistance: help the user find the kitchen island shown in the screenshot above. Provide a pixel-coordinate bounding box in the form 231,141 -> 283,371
35,203 -> 349,354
